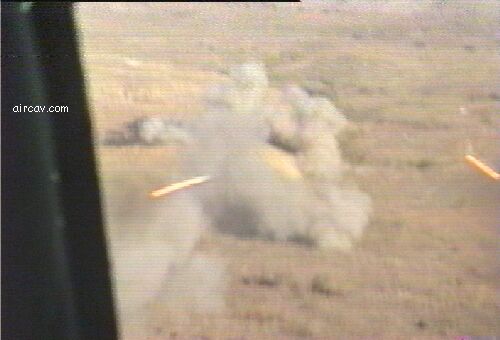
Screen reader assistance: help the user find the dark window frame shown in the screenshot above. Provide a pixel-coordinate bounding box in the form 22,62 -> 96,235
2,3 -> 118,339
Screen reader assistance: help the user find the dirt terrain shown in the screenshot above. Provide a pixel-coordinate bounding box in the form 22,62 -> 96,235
75,2 -> 498,338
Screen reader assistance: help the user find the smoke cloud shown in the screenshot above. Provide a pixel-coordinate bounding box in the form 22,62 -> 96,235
181,62 -> 372,249
101,61 -> 372,338
102,176 -> 225,338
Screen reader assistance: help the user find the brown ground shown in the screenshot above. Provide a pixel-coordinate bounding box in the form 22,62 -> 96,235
75,2 -> 499,338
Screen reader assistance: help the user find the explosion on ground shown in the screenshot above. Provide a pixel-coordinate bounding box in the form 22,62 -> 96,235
75,2 -> 499,338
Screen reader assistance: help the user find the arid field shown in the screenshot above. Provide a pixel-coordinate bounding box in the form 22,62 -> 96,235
75,2 -> 498,338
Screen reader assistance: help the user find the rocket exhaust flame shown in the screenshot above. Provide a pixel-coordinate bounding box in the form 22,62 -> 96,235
465,155 -> 500,181
149,175 -> 211,199
149,148 -> 301,200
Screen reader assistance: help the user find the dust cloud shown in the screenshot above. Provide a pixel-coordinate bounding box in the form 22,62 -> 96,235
101,62 -> 372,338
182,62 -> 372,249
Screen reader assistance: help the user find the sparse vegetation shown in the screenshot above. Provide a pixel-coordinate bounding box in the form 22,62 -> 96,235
337,126 -> 367,165
76,1 -> 499,338
241,273 -> 283,288
311,273 -> 343,297
410,158 -> 436,170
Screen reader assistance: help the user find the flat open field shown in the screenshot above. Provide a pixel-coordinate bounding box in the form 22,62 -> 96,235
75,2 -> 499,338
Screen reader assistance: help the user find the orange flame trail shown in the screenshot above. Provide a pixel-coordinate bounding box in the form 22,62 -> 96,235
464,155 -> 499,181
150,175 -> 211,199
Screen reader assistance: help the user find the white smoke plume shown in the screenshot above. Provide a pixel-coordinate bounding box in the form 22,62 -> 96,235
101,174 -> 226,338
179,62 -> 373,249
101,61 -> 372,338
